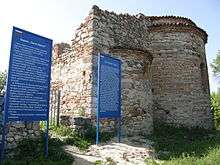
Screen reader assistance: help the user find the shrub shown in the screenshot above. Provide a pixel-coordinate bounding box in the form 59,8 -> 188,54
50,123 -> 114,150
211,92 -> 220,128
4,134 -> 74,164
50,124 -> 73,136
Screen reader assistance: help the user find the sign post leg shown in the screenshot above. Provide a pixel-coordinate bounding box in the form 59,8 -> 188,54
117,117 -> 121,143
96,54 -> 101,145
45,120 -> 49,159
96,117 -> 99,145
56,90 -> 61,127
54,91 -> 57,125
50,92 -> 53,126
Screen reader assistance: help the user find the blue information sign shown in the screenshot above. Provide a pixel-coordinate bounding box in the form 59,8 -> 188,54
96,54 -> 121,144
0,27 -> 52,159
4,27 -> 52,122
98,54 -> 121,118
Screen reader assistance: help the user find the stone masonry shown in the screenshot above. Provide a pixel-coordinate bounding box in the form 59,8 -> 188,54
51,5 -> 213,136
0,121 -> 40,156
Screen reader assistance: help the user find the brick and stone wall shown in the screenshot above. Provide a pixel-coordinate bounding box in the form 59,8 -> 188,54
109,49 -> 153,135
51,5 -> 213,136
1,5 -> 213,155
88,6 -> 154,135
5,122 -> 40,150
51,6 -> 154,135
51,13 -> 94,118
0,121 -> 40,156
148,18 -> 213,129
1,99 -> 40,153
51,14 -> 95,131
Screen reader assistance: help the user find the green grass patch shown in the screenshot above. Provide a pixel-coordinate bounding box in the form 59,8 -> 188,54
147,124 -> 220,164
50,123 -> 114,150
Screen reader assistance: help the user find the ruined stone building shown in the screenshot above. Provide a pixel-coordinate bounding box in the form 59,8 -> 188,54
51,6 -> 213,136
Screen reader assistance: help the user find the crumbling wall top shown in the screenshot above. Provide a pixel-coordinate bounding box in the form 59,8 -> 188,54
90,5 -> 208,43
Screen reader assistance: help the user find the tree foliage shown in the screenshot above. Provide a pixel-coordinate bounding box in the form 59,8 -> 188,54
211,50 -> 220,77
0,71 -> 6,93
211,92 -> 220,128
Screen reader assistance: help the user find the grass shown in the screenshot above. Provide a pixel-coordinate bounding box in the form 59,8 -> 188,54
94,157 -> 117,165
5,121 -> 220,164
146,124 -> 220,165
2,135 -> 74,165
49,124 -> 114,150
49,124 -> 91,151
2,122 -> 115,164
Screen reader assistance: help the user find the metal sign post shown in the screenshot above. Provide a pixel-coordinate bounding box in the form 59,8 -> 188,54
56,90 -> 61,127
96,54 -> 101,145
96,54 -> 122,144
0,27 -> 52,160
45,120 -> 49,159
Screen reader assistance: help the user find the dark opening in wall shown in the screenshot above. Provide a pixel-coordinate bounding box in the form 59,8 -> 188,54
82,71 -> 86,76
165,110 -> 170,114
143,61 -> 151,80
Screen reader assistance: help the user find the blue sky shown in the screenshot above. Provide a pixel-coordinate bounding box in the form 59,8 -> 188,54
0,0 -> 219,91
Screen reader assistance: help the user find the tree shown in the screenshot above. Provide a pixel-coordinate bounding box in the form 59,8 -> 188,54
0,71 -> 6,94
210,51 -> 220,128
211,50 -> 220,77
211,92 -> 220,127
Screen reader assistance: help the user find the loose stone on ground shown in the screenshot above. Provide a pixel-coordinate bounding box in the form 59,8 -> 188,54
64,136 -> 155,165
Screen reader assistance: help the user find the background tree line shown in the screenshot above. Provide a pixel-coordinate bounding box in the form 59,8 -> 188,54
211,50 -> 220,128
0,70 -> 6,94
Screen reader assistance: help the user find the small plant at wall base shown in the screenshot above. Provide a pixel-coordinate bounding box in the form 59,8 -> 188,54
82,123 -> 114,143
40,122 -> 91,150
49,124 -> 91,150
78,107 -> 86,116
50,123 -> 114,150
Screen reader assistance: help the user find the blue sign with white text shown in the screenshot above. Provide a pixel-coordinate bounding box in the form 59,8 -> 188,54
98,54 -> 121,118
4,27 -> 53,122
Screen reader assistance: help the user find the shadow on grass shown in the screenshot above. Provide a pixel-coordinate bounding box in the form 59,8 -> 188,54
150,124 -> 220,160
1,135 -> 75,165
1,124 -> 114,165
